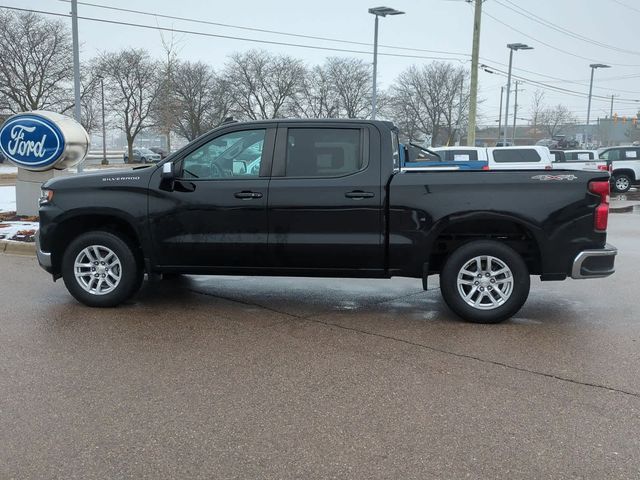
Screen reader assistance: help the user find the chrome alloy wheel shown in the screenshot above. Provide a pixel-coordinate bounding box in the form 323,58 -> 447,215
615,176 -> 630,191
73,245 -> 122,295
456,255 -> 514,310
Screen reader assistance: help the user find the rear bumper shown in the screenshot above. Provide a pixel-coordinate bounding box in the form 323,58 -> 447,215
34,230 -> 53,273
571,243 -> 617,279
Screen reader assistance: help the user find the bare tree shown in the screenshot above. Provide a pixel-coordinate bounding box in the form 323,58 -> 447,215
326,57 -> 372,119
0,10 -> 73,113
172,61 -> 231,141
529,89 -> 545,138
78,66 -> 102,134
540,104 -> 576,137
388,96 -> 423,143
152,32 -> 181,151
440,69 -> 470,145
224,50 -> 305,120
390,62 -> 468,146
97,49 -> 159,161
291,65 -> 340,118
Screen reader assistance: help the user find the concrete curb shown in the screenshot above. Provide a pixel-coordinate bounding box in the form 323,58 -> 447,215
0,239 -> 36,256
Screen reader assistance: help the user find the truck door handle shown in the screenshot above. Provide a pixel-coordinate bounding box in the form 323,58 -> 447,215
345,191 -> 374,199
234,191 -> 263,199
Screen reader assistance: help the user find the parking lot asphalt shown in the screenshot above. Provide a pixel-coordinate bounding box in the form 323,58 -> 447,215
1,213 -> 640,479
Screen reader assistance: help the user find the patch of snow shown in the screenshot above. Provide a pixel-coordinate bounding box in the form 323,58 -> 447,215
0,186 -> 16,212
0,165 -> 18,175
0,221 -> 39,242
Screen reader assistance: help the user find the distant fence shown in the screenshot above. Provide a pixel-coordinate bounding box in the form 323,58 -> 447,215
85,150 -> 125,160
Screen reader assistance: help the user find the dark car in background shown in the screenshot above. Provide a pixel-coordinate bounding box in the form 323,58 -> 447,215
149,147 -> 168,159
123,148 -> 162,164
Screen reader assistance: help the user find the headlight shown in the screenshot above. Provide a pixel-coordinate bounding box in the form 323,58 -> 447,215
39,189 -> 54,205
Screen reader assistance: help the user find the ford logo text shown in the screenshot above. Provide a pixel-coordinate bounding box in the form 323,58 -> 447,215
0,114 -> 65,170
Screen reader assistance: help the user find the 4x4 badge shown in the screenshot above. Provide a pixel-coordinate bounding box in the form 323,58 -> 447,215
531,174 -> 578,181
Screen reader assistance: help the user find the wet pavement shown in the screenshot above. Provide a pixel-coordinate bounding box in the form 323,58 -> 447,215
1,212 -> 640,478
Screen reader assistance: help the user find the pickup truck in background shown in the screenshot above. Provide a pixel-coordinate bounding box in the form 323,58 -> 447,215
598,146 -> 640,193
36,119 -> 616,323
550,149 -> 608,172
402,145 -> 553,171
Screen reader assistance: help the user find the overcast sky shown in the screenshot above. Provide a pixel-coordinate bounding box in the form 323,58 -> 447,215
6,0 -> 640,125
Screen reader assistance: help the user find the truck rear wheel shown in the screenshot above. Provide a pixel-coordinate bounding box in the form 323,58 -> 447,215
440,240 -> 530,323
61,231 -> 143,307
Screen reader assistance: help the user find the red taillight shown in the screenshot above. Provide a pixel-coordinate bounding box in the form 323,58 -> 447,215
597,165 -> 608,171
482,165 -> 490,170
589,180 -> 610,232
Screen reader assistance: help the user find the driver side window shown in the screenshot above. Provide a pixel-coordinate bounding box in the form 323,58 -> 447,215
181,129 -> 266,180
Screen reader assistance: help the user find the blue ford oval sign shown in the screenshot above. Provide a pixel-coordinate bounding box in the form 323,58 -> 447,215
0,114 -> 65,170
0,111 -> 89,171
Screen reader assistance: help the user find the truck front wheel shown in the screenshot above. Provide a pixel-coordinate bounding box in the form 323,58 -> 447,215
613,174 -> 631,193
440,240 -> 530,323
61,231 -> 143,307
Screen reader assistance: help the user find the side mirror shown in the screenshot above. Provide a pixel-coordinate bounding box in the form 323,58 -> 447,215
161,162 -> 174,180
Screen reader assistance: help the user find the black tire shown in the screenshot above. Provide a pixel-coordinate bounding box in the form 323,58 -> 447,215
61,231 -> 143,307
613,174 -> 632,193
440,240 -> 530,324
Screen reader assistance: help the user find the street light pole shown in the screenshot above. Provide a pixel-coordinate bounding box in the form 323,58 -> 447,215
372,15 -> 379,119
100,77 -> 108,166
497,86 -> 504,144
586,63 -> 610,147
369,6 -> 405,120
503,43 -> 533,145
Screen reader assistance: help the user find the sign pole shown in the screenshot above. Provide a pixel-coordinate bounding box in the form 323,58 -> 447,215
71,0 -> 83,173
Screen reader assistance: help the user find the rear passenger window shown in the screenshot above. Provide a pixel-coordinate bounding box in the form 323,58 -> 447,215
493,149 -> 541,163
286,128 -> 363,177
624,149 -> 639,160
449,150 -> 478,161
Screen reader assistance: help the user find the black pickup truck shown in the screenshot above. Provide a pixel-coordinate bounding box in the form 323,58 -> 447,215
36,119 -> 616,323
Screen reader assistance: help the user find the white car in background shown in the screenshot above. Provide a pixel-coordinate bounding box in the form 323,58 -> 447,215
550,149 -> 608,171
404,146 -> 554,171
598,146 -> 640,193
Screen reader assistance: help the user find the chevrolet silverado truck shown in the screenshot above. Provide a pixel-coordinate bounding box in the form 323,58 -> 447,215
36,119 -> 617,323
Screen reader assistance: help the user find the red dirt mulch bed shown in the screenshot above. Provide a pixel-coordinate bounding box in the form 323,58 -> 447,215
0,211 -> 39,222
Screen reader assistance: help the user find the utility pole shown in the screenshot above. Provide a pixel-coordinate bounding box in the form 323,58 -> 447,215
466,0 -> 482,147
497,86 -> 504,143
71,0 -> 83,172
610,94 -> 615,118
512,82 -> 518,143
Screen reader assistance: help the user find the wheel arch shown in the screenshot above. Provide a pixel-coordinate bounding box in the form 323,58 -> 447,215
425,212 -> 543,275
50,210 -> 144,276
612,168 -> 636,181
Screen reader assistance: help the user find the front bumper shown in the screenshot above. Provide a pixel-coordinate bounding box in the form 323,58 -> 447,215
571,243 -> 617,279
34,230 -> 53,273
